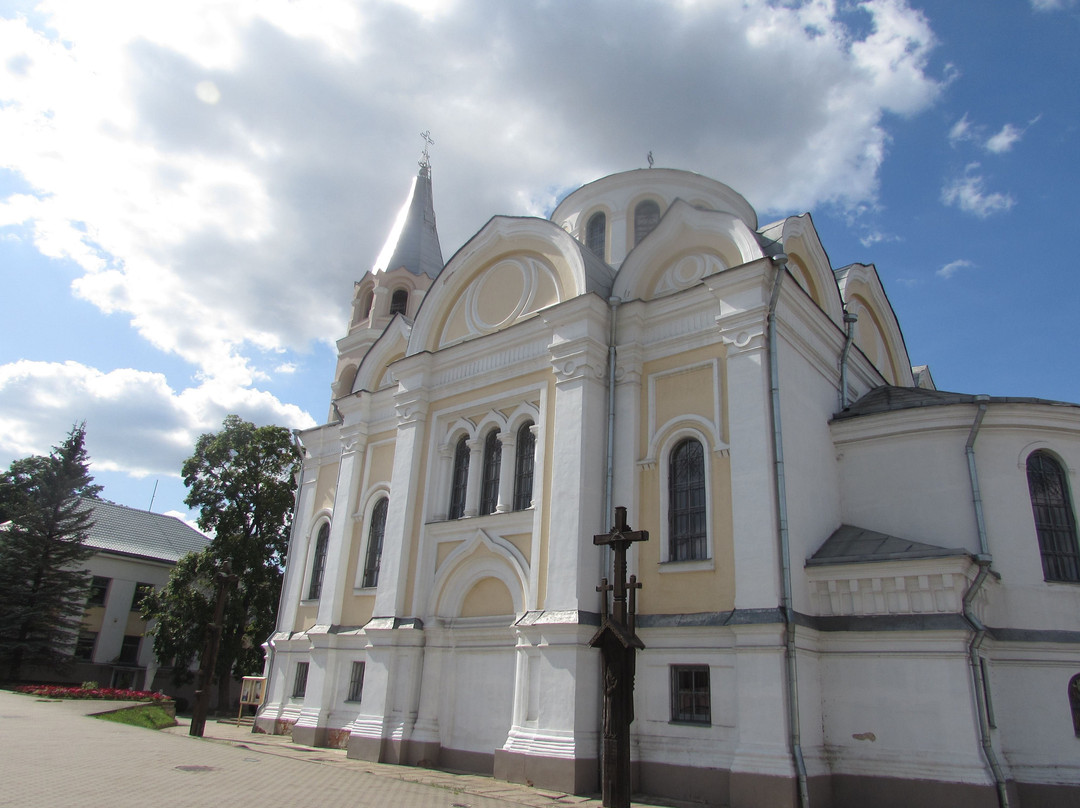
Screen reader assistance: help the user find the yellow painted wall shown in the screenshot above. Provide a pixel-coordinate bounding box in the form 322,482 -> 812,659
314,459 -> 340,513
341,594 -> 375,627
293,604 -> 318,633
460,577 -> 515,618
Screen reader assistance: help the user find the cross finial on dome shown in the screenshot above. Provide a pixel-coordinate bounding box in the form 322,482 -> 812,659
419,130 -> 435,177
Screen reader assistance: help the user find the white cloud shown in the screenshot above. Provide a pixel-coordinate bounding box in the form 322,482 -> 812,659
941,164 -> 1015,217
948,114 -> 974,146
0,360 -> 314,477
937,259 -> 975,279
1031,0 -> 1077,10
985,123 -> 1023,154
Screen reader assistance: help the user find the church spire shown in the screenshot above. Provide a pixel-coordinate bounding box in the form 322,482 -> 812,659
371,132 -> 444,280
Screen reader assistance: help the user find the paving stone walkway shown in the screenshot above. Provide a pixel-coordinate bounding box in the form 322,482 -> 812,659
0,690 -> 681,808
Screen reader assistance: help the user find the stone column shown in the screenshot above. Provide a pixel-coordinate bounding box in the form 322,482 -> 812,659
463,437 -> 484,518
495,430 -> 516,513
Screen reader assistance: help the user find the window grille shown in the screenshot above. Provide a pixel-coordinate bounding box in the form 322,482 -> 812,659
348,661 -> 366,703
449,436 -> 470,519
671,665 -> 711,724
292,662 -> 309,698
480,430 -> 501,515
1027,451 -> 1080,582
307,522 -> 330,599
669,438 -> 707,561
634,200 -> 661,245
513,421 -> 535,511
586,212 -> 606,259
362,499 -> 388,588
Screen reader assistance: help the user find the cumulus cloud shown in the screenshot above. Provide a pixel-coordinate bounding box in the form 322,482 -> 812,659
0,360 -> 314,476
937,259 -> 975,279
941,164 -> 1015,217
948,114 -> 1039,154
0,0 -> 947,479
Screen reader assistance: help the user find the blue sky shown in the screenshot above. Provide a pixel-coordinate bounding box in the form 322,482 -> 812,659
1,0 -> 1078,524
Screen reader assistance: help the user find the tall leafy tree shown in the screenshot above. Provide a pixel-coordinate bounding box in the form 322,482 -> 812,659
0,423 -> 102,680
143,415 -> 298,710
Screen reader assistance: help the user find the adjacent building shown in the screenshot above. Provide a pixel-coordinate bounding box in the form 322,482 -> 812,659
256,163 -> 1080,808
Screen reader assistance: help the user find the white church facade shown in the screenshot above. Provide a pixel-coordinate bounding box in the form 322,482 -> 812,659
256,163 -> 1080,808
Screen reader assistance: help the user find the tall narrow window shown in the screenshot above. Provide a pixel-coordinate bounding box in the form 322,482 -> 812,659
480,430 -> 501,515
389,288 -> 409,315
362,499 -> 388,588
292,662 -> 309,698
307,522 -> 330,600
449,436 -> 470,519
586,212 -> 606,259
73,631 -> 97,662
88,576 -> 110,607
669,438 -> 707,561
348,661 -> 366,703
119,635 -> 141,665
1027,451 -> 1080,582
671,665 -> 711,724
1070,673 -> 1080,736
513,421 -> 535,511
634,200 -> 661,245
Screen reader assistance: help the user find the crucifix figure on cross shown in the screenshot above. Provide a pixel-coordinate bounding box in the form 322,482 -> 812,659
589,505 -> 648,808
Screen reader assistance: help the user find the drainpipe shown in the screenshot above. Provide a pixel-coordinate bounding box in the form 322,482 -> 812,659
603,297 -> 621,551
766,253 -> 811,808
961,398 -> 1011,808
839,312 -> 858,410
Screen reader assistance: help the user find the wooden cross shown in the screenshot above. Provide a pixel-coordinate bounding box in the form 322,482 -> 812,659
594,506 -> 648,626
596,577 -> 612,619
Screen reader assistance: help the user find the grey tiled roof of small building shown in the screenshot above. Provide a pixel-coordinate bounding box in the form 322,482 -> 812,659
833,385 -> 1080,421
807,524 -> 969,567
81,498 -> 209,563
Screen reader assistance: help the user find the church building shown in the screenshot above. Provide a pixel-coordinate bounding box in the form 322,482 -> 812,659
255,160 -> 1080,808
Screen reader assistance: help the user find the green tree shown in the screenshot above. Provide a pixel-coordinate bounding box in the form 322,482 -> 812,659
142,415 -> 298,710
0,423 -> 103,680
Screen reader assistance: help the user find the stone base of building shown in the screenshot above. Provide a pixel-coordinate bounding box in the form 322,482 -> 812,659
494,749 -> 597,795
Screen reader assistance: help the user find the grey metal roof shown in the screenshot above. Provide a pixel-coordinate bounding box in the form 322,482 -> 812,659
81,498 -> 209,563
372,168 -> 444,279
833,385 -> 1080,421
808,524 -> 968,567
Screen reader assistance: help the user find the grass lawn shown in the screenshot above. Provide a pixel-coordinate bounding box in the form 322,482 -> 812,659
95,703 -> 177,730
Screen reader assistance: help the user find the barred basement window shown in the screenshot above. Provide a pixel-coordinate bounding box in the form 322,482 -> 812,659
513,421 -> 535,511
480,430 -> 501,516
308,522 -> 330,599
347,661 -> 366,703
449,435 -> 470,519
634,200 -> 661,245
669,438 -> 707,561
671,664 -> 711,724
1027,451 -> 1080,582
292,662 -> 309,698
1070,673 -> 1080,736
586,212 -> 606,259
362,499 -> 388,588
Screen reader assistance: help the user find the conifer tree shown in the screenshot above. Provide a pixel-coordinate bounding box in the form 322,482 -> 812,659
0,423 -> 102,680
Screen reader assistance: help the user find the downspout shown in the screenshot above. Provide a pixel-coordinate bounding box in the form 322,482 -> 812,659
604,297 -> 621,550
961,399 -> 1011,808
839,312 -> 858,410
766,253 -> 811,808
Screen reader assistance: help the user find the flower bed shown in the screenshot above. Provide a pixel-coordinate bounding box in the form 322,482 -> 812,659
15,684 -> 170,702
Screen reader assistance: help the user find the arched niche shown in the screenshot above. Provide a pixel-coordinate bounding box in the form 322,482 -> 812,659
836,264 -> 914,387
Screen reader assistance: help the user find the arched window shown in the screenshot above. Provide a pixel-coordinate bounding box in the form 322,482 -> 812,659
362,498 -> 388,588
1027,451 -> 1080,582
1069,674 -> 1080,736
307,522 -> 330,600
360,290 -> 374,319
586,212 -> 606,259
449,436 -> 470,519
669,438 -> 707,561
389,288 -> 409,315
634,200 -> 661,245
480,430 -> 501,516
513,421 -> 535,511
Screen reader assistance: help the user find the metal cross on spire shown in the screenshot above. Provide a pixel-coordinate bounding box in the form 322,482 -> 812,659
419,130 -> 435,176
